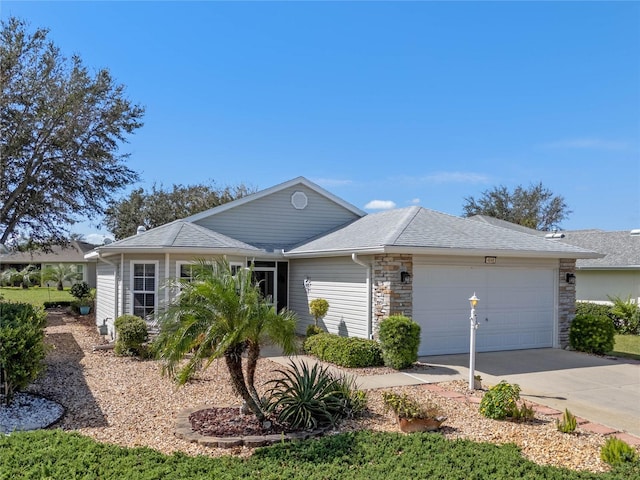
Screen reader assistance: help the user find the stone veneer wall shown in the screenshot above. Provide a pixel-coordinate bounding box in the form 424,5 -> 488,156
372,254 -> 413,337
558,258 -> 577,348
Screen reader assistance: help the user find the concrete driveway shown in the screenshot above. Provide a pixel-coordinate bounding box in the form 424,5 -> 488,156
420,349 -> 640,437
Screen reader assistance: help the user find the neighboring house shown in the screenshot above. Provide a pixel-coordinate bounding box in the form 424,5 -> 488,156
558,230 -> 640,304
87,177 -> 599,356
0,241 -> 98,288
470,216 -> 640,304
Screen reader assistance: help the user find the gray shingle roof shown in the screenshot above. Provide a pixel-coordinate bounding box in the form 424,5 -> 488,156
559,230 -> 640,268
287,207 -> 599,258
0,241 -> 96,264
97,221 -> 260,252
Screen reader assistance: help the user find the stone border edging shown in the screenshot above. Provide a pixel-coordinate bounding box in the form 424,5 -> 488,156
175,405 -> 328,448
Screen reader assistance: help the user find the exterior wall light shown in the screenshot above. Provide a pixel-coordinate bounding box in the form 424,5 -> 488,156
400,271 -> 411,284
566,273 -> 576,284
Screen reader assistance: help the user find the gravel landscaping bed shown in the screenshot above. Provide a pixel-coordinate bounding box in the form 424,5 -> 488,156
14,311 -> 624,472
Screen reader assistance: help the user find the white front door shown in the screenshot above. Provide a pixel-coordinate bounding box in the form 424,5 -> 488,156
412,264 -> 556,355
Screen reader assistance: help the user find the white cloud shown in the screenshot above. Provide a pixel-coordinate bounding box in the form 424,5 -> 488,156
410,198 -> 421,204
85,233 -> 112,245
364,199 -> 397,210
542,138 -> 629,151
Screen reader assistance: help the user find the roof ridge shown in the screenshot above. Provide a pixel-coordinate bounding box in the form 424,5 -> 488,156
384,206 -> 423,244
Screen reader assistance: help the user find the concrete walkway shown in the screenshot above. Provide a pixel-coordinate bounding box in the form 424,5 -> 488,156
265,347 -> 640,439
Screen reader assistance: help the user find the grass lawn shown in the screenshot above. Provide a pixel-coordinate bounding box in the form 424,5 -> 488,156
0,430 -> 636,480
609,334 -> 640,361
0,286 -> 74,307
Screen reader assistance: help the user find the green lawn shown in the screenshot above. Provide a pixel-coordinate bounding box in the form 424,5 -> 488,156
609,334 -> 640,361
0,286 -> 74,307
0,430 -> 636,480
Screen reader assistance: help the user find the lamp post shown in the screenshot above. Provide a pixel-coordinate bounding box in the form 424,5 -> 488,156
468,293 -> 479,390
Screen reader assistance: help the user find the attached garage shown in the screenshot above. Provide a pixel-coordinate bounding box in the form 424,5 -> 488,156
413,258 -> 557,356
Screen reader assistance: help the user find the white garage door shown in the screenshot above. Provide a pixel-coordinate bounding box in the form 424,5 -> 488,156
413,265 -> 556,355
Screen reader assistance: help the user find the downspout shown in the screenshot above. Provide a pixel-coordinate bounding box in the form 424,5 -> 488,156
352,253 -> 373,339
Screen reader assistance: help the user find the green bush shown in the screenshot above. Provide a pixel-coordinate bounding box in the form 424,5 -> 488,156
378,315 -> 421,370
569,314 -> 615,354
43,301 -> 74,309
266,360 -> 361,430
114,315 -> 148,357
575,301 -> 615,320
479,381 -> 521,420
304,333 -> 383,368
69,281 -> 91,301
600,437 -> 638,466
0,302 -> 48,405
309,298 -> 329,326
306,324 -> 324,338
608,296 -> 640,335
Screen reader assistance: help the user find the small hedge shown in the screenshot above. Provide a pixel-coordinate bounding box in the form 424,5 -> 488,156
0,302 -> 48,405
378,315 -> 421,370
43,301 -> 74,309
569,313 -> 615,355
304,333 -> 383,368
114,315 -> 149,357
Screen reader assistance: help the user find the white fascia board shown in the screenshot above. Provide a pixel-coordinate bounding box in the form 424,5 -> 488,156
184,177 -> 366,223
92,247 -> 265,256
576,265 -> 640,270
84,251 -> 100,260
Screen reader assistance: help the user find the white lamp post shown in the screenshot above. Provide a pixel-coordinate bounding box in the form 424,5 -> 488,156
468,293 -> 479,390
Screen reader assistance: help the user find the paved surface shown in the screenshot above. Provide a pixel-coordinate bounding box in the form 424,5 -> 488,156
265,347 -> 640,438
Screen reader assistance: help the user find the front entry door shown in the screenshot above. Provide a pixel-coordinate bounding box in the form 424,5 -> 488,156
250,261 -> 288,312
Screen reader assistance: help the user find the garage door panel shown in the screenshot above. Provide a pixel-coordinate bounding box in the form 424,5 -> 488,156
413,265 -> 556,355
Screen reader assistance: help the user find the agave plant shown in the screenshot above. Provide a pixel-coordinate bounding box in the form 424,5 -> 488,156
266,360 -> 347,430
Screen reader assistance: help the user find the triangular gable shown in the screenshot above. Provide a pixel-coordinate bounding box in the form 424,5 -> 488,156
183,176 -> 365,223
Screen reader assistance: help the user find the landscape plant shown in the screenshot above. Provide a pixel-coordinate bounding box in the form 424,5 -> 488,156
303,332 -> 384,368
608,295 -> 640,335
479,381 -> 522,420
556,408 -> 578,433
378,314 -> 421,369
309,298 -> 329,327
382,391 -> 441,420
42,263 -> 81,291
0,302 -> 47,405
114,314 -> 149,357
266,360 -> 361,430
569,314 -> 615,355
153,259 -> 297,422
600,437 -> 638,466
0,265 -> 40,289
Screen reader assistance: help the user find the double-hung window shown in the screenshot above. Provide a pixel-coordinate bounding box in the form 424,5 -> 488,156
131,261 -> 158,319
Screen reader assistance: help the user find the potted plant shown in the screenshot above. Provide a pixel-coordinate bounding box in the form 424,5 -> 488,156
70,281 -> 93,315
382,391 -> 447,433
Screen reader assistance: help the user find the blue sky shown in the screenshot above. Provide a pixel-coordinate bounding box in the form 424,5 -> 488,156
3,1 -> 639,241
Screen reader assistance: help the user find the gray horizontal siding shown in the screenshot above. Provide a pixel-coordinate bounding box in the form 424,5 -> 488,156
96,262 -> 116,336
194,185 -> 360,249
289,257 -> 368,338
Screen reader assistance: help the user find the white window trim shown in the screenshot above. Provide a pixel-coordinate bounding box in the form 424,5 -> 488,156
129,260 -> 159,319
176,260 -> 245,278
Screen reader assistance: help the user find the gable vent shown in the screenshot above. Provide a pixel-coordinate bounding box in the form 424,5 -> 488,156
291,191 -> 308,210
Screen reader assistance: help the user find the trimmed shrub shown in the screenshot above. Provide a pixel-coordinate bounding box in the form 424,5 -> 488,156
0,302 -> 48,405
306,324 -> 324,338
378,315 -> 421,370
569,313 -> 615,354
304,333 -> 383,368
309,298 -> 329,326
70,282 -> 91,301
575,301 -> 615,320
114,315 -> 148,357
43,301 -> 74,309
479,381 -> 521,420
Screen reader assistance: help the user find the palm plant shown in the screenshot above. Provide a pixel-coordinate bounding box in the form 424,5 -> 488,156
153,259 -> 298,422
42,263 -> 81,291
1,265 -> 40,288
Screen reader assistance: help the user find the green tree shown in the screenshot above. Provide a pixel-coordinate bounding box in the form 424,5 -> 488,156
1,265 -> 40,289
42,263 -> 80,291
462,183 -> 571,230
103,182 -> 254,240
0,17 -> 144,246
153,259 -> 297,422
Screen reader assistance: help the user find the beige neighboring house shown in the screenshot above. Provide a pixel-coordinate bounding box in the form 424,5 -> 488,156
470,216 -> 640,304
558,230 -> 640,304
0,241 -> 98,288
88,177 -> 599,355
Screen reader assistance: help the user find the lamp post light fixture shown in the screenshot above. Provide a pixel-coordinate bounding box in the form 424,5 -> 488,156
468,293 -> 479,390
